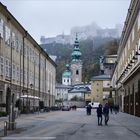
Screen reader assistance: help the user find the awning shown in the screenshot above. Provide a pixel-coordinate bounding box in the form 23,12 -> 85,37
20,95 -> 40,100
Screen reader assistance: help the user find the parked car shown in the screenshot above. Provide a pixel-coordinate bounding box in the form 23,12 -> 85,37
88,102 -> 100,109
62,106 -> 70,111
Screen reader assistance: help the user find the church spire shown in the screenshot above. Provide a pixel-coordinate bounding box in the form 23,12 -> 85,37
71,34 -> 82,62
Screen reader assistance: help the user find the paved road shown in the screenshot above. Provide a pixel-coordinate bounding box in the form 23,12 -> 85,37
0,108 -> 140,140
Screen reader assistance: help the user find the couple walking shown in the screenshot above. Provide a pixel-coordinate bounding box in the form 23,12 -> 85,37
96,103 -> 109,126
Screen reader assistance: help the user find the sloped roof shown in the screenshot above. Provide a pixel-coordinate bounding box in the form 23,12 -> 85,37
62,71 -> 71,78
68,85 -> 91,93
55,84 -> 72,89
91,75 -> 111,81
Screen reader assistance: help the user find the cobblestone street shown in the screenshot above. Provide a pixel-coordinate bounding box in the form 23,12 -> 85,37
0,109 -> 140,140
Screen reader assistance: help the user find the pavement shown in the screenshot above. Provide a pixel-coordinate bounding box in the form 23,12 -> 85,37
0,109 -> 140,140
111,112 -> 140,137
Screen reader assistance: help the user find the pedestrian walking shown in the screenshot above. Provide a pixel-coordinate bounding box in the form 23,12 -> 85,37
86,104 -> 92,115
96,104 -> 103,126
110,105 -> 113,114
114,104 -> 119,114
103,103 -> 109,125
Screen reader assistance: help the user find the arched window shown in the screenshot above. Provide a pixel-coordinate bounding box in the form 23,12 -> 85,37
76,70 -> 79,75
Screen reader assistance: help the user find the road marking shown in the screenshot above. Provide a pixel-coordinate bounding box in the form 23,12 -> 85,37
1,137 -> 56,140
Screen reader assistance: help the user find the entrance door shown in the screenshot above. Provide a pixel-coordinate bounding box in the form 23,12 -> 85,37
135,80 -> 140,117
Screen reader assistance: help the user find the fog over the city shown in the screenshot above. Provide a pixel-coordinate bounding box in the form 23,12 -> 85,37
0,0 -> 131,43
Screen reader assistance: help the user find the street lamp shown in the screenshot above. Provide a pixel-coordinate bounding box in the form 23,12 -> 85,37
48,90 -> 50,108
30,83 -> 33,112
7,87 -> 15,130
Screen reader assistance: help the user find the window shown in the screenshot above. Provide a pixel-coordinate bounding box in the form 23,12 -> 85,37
21,69 -> 23,82
30,47 -> 32,61
5,59 -> 9,77
138,39 -> 140,51
17,66 -> 20,82
9,62 -> 11,78
0,91 -> 3,103
26,45 -> 29,58
132,50 -> 135,57
76,70 -> 79,75
12,64 -> 16,80
24,70 -> 27,84
19,40 -> 23,55
109,60 -> 113,63
128,58 -> 130,64
128,39 -> 130,50
32,50 -> 35,62
125,45 -> 127,57
138,11 -> 140,29
16,36 -> 19,52
12,32 -> 15,49
132,28 -> 134,41
0,57 -> 4,76
24,45 -> 27,57
122,52 -> 124,62
29,71 -> 32,84
5,26 -> 10,46
0,18 -> 4,38
67,79 -> 69,82
130,54 -> 132,61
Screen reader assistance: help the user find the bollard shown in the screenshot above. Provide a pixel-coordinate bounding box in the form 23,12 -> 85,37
4,121 -> 7,136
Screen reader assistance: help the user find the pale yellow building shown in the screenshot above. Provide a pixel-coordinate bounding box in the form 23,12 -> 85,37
91,75 -> 111,105
0,2 -> 56,113
111,0 -> 140,117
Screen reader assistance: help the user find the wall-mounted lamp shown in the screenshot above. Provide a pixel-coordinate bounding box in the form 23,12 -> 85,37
130,60 -> 135,63
126,66 -> 130,70
124,68 -> 128,71
135,51 -> 140,55
128,63 -> 132,67
132,56 -> 137,60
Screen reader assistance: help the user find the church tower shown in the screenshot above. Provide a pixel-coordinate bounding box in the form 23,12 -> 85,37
70,34 -> 82,85
62,64 -> 71,85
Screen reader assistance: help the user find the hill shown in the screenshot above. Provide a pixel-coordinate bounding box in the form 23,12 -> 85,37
41,37 -> 119,83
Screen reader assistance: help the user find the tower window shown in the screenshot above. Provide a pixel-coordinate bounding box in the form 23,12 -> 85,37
76,70 -> 79,75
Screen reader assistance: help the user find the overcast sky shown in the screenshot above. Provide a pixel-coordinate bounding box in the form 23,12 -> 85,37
1,0 -> 131,43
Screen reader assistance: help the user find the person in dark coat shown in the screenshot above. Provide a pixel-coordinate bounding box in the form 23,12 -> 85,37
86,104 -> 92,115
96,104 -> 103,126
103,103 -> 109,125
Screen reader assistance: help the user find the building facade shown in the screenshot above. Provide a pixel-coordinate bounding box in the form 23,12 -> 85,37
111,0 -> 140,117
100,55 -> 117,75
0,3 -> 56,113
90,54 -> 117,105
91,75 -> 111,105
55,84 -> 71,105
